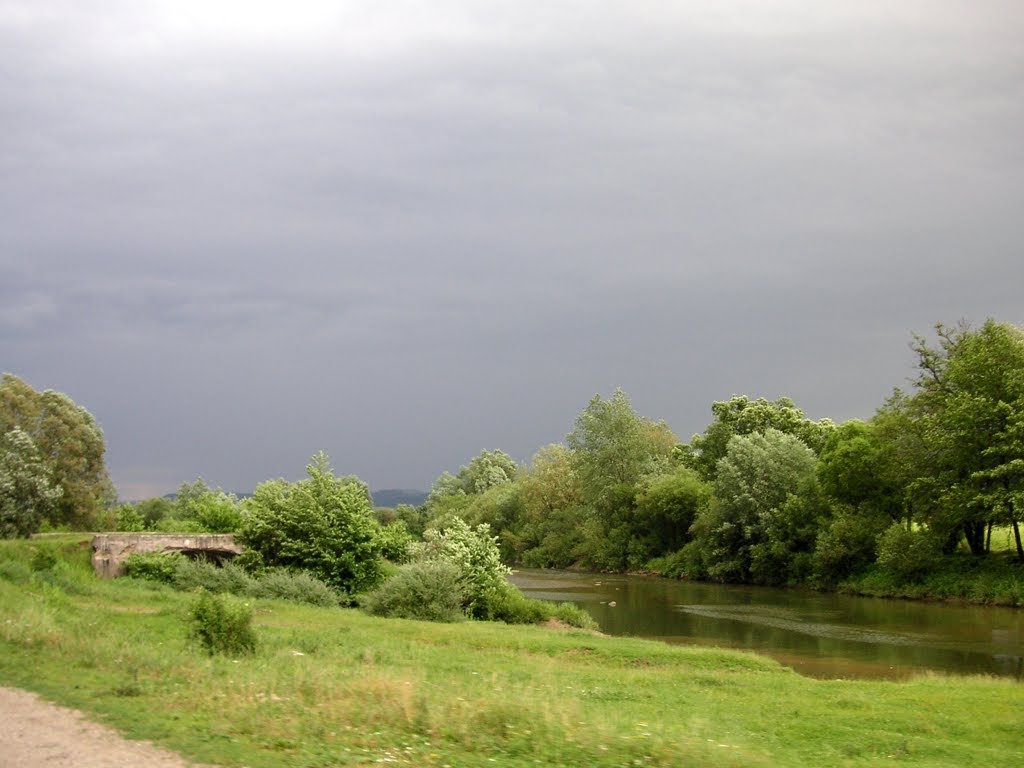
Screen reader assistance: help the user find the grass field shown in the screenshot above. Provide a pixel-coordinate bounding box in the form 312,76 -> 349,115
2,536 -> 1022,767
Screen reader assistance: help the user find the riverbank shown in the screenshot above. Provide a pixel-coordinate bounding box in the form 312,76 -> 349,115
3,536 -> 1023,767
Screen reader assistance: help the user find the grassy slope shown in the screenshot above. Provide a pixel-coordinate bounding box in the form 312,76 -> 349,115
1,537 -> 1021,768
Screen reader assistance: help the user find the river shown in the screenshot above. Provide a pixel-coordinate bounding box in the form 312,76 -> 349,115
508,568 -> 1024,680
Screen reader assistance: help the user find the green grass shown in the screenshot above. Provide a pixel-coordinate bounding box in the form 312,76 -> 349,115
1,536 -> 1022,767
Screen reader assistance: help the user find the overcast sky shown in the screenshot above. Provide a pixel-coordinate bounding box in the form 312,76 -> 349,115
2,1 -> 1022,499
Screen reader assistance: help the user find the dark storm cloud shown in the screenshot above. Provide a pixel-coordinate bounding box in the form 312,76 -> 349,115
2,1 -> 1022,497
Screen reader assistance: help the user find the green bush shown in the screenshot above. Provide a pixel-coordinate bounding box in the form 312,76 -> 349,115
114,504 -> 146,532
552,601 -> 599,631
123,552 -> 186,583
876,524 -> 942,583
812,509 -> 889,584
187,591 -> 256,656
173,559 -> 254,595
476,582 -> 548,624
252,569 -> 339,606
361,560 -> 466,622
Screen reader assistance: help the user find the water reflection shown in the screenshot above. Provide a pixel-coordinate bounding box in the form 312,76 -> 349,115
508,568 -> 1024,680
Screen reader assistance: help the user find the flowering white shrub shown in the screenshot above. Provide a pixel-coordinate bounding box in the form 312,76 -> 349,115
416,518 -> 510,617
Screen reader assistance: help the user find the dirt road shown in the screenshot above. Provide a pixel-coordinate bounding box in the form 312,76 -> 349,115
0,687 -> 210,767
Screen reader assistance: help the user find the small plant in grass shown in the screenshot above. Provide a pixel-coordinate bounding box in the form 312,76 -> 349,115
173,558 -> 255,595
187,590 -> 256,656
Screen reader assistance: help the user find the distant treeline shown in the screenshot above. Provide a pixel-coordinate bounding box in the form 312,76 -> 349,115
393,319 -> 1024,602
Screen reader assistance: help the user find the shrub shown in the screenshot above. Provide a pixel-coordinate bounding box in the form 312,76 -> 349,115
876,523 -> 942,583
812,509 -> 889,584
552,601 -> 599,631
475,583 -> 548,624
238,453 -> 384,596
417,518 -> 510,618
361,560 -> 466,622
123,552 -> 186,584
114,504 -> 146,532
376,520 -> 413,563
187,591 -> 256,656
173,558 -> 254,595
252,569 -> 339,607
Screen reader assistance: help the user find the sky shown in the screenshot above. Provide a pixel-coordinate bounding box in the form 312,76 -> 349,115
2,1 -> 1022,499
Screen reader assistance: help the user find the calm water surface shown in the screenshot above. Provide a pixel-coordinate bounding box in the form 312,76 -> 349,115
508,568 -> 1024,680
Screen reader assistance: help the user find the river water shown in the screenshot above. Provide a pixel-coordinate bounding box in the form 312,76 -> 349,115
508,568 -> 1024,680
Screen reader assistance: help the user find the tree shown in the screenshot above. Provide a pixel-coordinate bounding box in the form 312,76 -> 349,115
633,468 -> 711,558
687,429 -> 824,584
416,517 -> 511,618
565,389 -> 677,569
890,320 -> 1024,558
679,395 -> 834,481
428,449 -> 518,503
0,427 -> 63,538
238,452 -> 384,595
0,374 -> 114,528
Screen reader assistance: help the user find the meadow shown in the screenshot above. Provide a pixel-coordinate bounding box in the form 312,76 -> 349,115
1,536 -> 1022,767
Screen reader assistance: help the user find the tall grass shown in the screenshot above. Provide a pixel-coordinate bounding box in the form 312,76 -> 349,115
1,536 -> 1022,767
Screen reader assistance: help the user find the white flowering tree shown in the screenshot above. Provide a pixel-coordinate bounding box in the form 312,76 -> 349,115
0,427 -> 62,538
417,517 -> 510,617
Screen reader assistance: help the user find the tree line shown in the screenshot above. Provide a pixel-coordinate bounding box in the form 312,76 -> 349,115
410,319 -> 1024,589
3,318 -> 1022,597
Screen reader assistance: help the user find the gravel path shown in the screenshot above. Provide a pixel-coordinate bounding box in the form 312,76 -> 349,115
0,687 -> 211,768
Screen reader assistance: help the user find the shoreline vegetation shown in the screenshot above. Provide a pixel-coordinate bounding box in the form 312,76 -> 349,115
3,536 -> 1023,768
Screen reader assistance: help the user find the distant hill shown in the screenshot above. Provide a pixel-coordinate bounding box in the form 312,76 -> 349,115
372,488 -> 428,508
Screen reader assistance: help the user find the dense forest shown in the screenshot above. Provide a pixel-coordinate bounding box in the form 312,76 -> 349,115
3,319 -> 1023,604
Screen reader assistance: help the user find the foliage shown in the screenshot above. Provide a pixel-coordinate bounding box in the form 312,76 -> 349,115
812,507 -> 890,584
173,559 -> 255,595
687,430 -> 823,584
0,374 -> 114,529
0,427 -> 63,538
633,468 -> 711,559
875,523 -> 943,583
187,591 -> 256,656
680,395 -> 834,481
375,520 -> 413,563
176,483 -> 244,533
360,560 -> 466,622
114,504 -> 146,532
250,569 -> 339,606
122,551 -> 186,583
566,389 -> 677,569
427,449 -> 518,505
417,517 -> 510,618
238,452 -> 384,596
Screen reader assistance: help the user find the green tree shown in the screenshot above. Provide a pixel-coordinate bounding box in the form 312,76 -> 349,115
0,427 -> 63,538
566,389 -> 677,570
633,468 -> 711,558
238,452 -> 384,595
687,429 -> 823,584
680,395 -> 834,481
416,517 -> 511,618
889,320 -> 1024,558
0,374 -> 114,528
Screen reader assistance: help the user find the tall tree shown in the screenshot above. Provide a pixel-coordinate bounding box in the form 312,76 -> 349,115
0,374 -> 114,528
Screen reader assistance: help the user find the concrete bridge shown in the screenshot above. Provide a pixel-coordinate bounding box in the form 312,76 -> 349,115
91,533 -> 242,578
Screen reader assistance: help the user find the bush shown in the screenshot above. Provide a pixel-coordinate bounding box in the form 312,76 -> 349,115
417,518 -> 510,618
114,504 -> 146,532
252,569 -> 339,607
876,523 -> 942,583
123,552 -> 186,583
187,591 -> 256,656
552,601 -> 599,631
476,583 -> 549,624
173,559 -> 255,595
238,453 -> 384,596
361,560 -> 466,622
812,509 -> 889,584
376,520 -> 413,563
